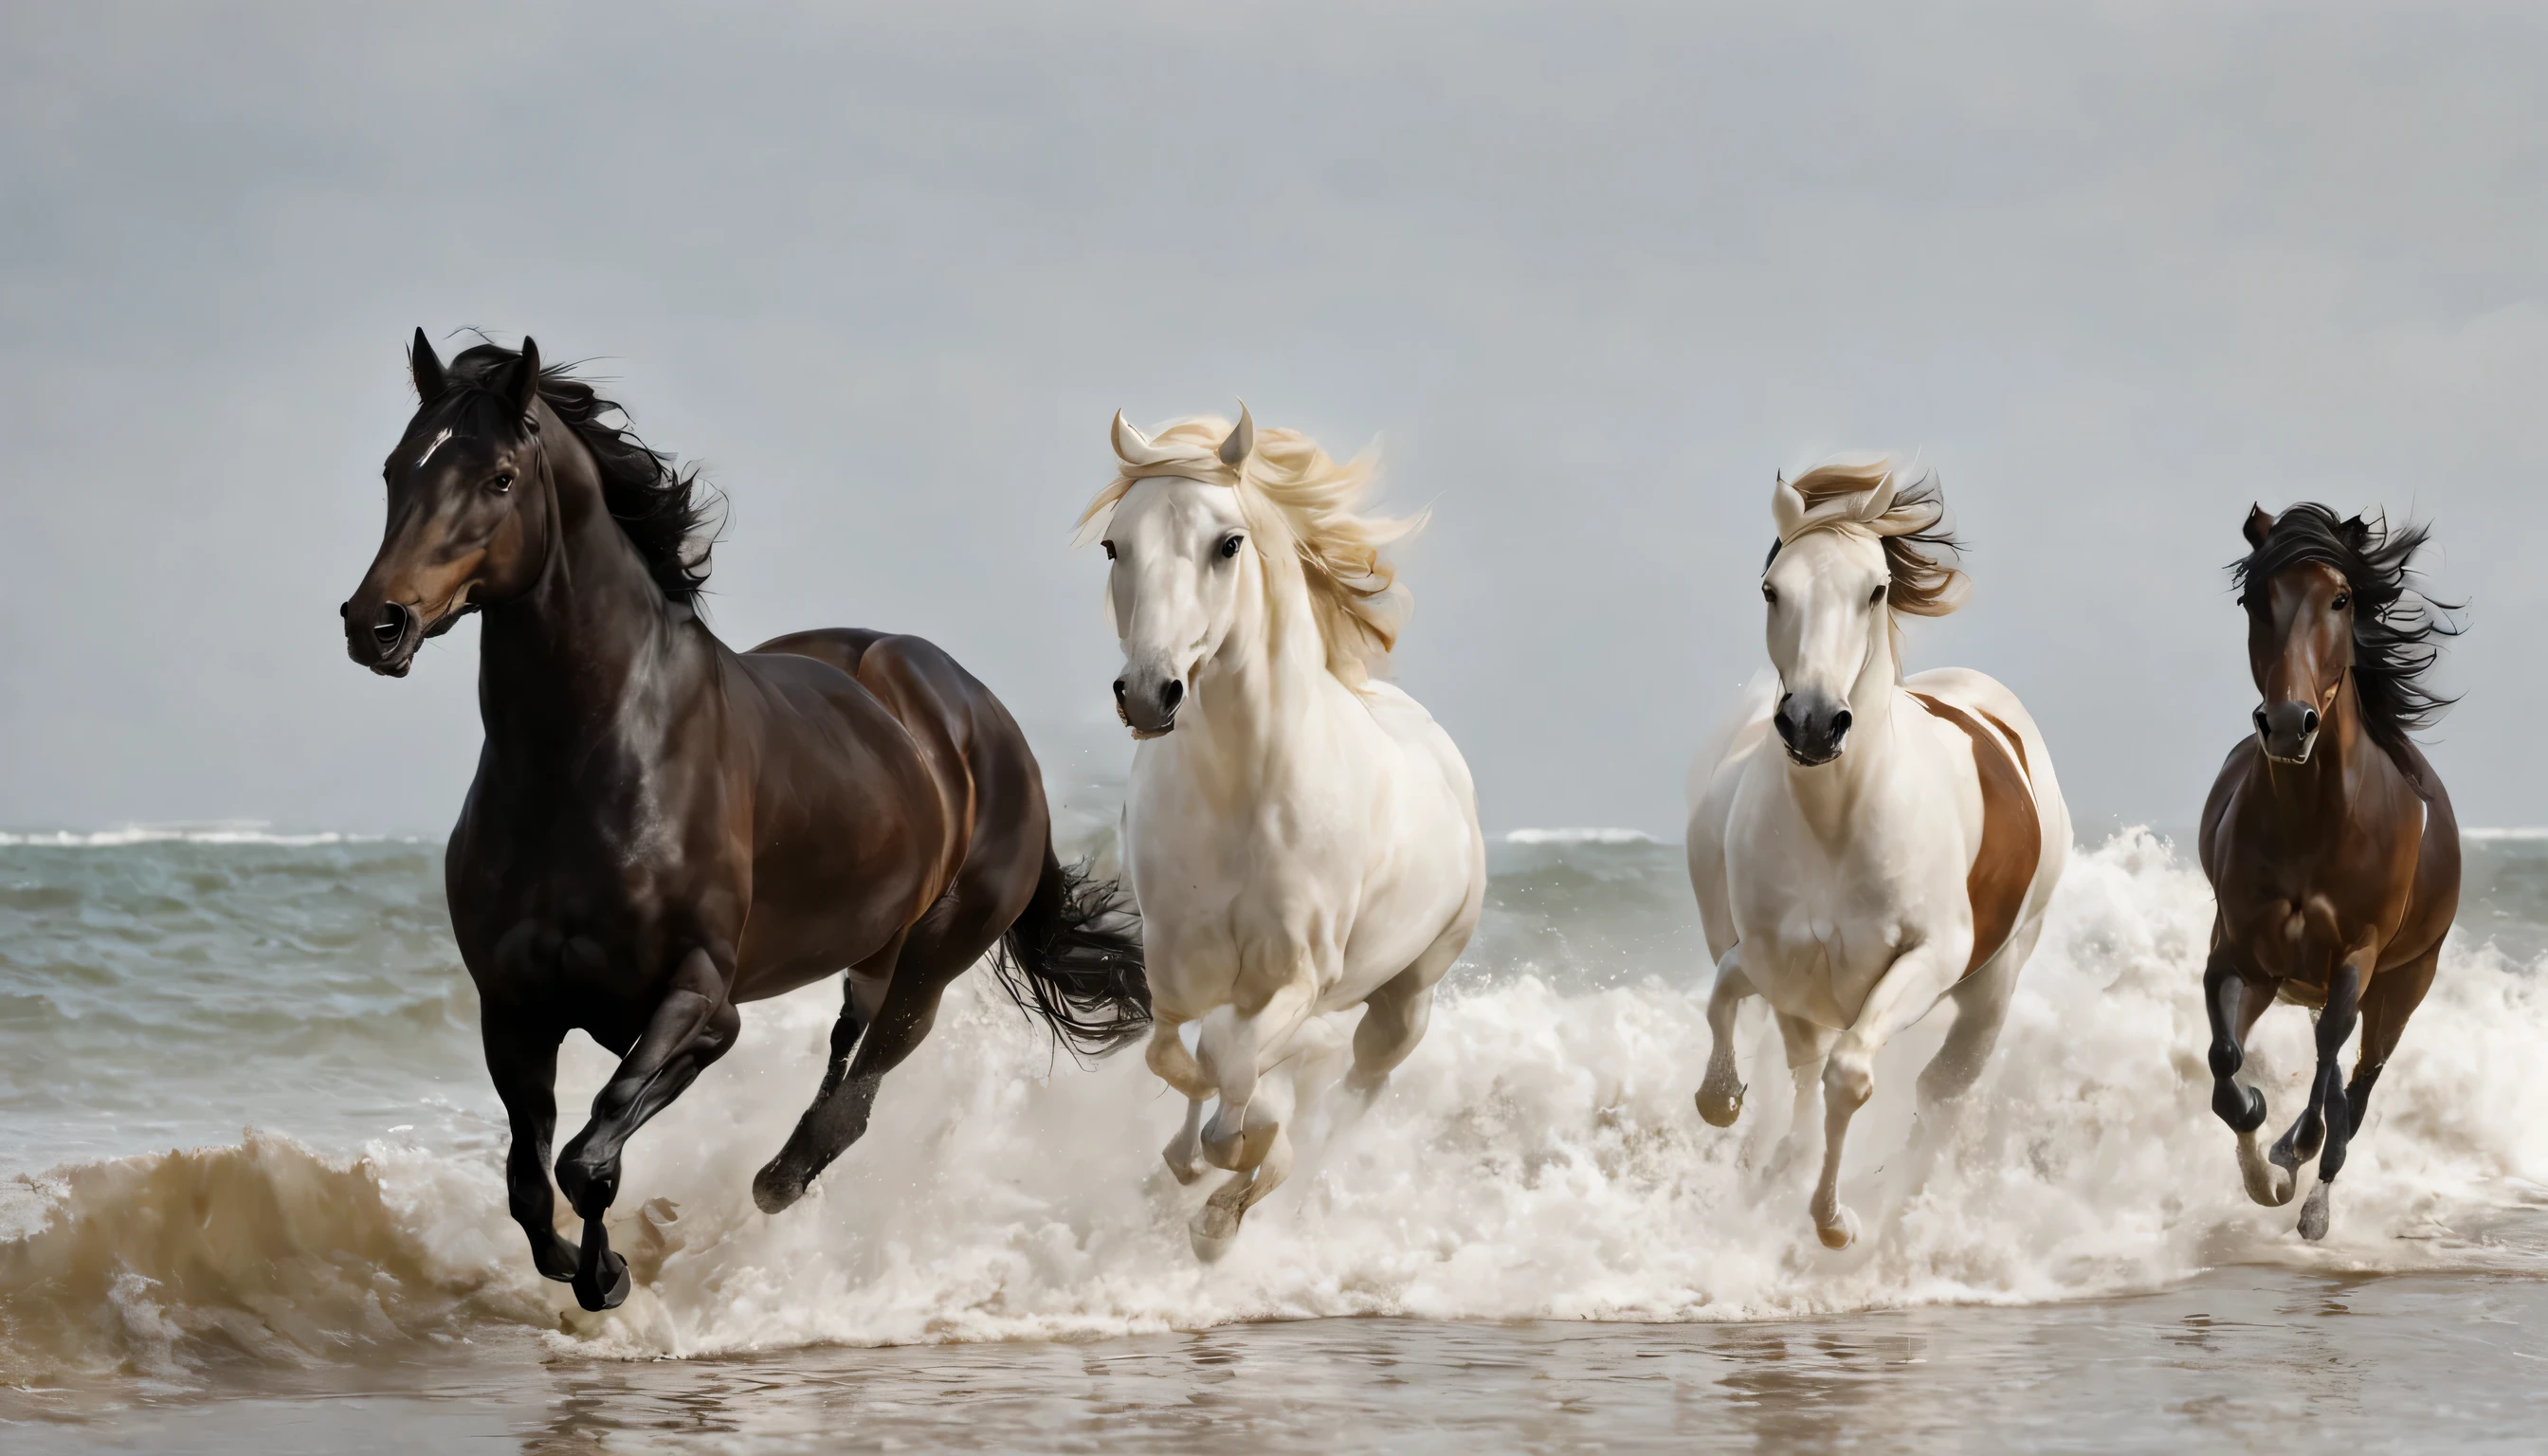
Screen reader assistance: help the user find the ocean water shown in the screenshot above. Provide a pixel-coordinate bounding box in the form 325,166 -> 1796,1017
0,825 -> 2542,1450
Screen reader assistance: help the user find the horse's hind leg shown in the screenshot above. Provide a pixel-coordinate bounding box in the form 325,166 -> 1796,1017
1917,918 -> 2035,1112
2204,949 -> 2289,1207
1344,925 -> 1465,1104
2344,946 -> 2436,1138
483,1016 -> 579,1283
1760,1013 -> 1836,1185
554,947 -> 742,1310
754,916 -> 987,1215
2296,954 -> 2370,1241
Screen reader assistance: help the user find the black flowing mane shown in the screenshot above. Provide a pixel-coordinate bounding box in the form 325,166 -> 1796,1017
422,341 -> 719,605
2233,503 -> 2460,773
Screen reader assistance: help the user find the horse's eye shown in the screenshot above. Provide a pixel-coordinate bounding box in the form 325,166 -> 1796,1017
2331,593 -> 2350,610
1761,583 -> 1777,605
1101,540 -> 1117,560
1219,535 -> 1244,559
486,472 -> 514,496
1869,584 -> 1886,605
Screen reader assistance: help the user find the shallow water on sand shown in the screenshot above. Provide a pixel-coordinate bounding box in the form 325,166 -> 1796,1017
0,826 -> 2543,1448
11,1264 -> 2548,1452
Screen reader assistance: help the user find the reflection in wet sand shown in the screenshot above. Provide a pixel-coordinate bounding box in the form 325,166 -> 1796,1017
12,1260 -> 2541,1453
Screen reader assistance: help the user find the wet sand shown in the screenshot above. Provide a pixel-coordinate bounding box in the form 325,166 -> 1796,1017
10,1259 -> 2542,1453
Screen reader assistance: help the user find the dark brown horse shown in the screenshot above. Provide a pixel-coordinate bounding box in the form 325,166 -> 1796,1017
2200,502 -> 2460,1240
341,332 -> 1146,1310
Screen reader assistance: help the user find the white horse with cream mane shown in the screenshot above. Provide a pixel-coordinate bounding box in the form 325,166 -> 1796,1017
1081,407 -> 1484,1259
1688,457 -> 2068,1248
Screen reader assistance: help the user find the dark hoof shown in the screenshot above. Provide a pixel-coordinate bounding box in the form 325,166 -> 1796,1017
752,1161 -> 809,1216
2214,1082 -> 2266,1134
531,1232 -> 580,1283
573,1246 -> 631,1311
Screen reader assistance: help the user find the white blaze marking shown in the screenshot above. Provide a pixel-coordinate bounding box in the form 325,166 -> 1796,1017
415,428 -> 456,469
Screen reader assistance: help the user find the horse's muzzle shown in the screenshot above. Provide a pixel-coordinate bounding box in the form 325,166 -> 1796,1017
1774,691 -> 1851,767
346,599 -> 420,678
2254,701 -> 2320,764
1116,674 -> 1183,739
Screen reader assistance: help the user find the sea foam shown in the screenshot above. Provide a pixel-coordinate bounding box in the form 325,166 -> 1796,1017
1,831 -> 2539,1379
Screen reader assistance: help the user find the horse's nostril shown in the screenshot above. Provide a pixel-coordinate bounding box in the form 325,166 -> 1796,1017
1112,679 -> 1128,702
1830,709 -> 1852,737
1160,680 -> 1185,713
2253,705 -> 2269,735
373,602 -> 411,648
1774,710 -> 1797,745
338,601 -> 350,620
2302,709 -> 2320,734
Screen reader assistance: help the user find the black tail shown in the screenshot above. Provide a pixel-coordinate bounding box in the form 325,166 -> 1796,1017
992,847 -> 1150,1058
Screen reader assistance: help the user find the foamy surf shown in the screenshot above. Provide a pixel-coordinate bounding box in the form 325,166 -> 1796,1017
0,832 -> 2539,1383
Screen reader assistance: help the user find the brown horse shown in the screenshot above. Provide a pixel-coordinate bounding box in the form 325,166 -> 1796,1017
341,332 -> 1147,1310
2200,502 -> 2460,1240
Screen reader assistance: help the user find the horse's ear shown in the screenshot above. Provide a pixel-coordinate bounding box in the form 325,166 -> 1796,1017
2243,504 -> 2275,548
410,328 -> 446,401
1217,402 -> 1255,467
507,337 -> 542,426
2342,514 -> 2371,548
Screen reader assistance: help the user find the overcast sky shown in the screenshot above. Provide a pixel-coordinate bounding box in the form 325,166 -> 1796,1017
4,2 -> 2543,839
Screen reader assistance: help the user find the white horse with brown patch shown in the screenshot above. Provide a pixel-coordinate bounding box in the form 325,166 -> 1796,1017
1082,408 -> 1485,1260
1688,458 -> 2068,1248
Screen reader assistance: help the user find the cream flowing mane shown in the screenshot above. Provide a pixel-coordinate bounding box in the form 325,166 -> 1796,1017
1771,453 -> 1970,619
1080,412 -> 1420,688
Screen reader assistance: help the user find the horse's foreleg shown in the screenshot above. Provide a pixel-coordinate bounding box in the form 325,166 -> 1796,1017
1811,943 -> 1959,1250
2296,956 -> 2367,1242
755,935 -> 962,1214
1192,1069 -> 1297,1261
1197,974 -> 1316,1169
1145,1016 -> 1213,1185
555,947 -> 740,1310
483,1018 -> 578,1283
1696,945 -> 1755,1127
2205,949 -> 2289,1206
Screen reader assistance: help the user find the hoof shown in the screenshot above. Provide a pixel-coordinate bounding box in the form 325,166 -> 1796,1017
531,1232 -> 580,1283
1162,1148 -> 1206,1187
1189,1203 -> 1243,1263
573,1247 -> 631,1312
751,1162 -> 808,1216
1814,1204 -> 1861,1251
2214,1082 -> 2267,1135
2237,1134 -> 2296,1208
2297,1182 -> 2332,1242
1695,1081 -> 1745,1129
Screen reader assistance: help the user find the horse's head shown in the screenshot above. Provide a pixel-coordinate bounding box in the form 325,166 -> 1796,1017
2237,504 -> 2363,764
342,331 -> 554,677
1088,410 -> 1261,737
1759,459 -> 1967,767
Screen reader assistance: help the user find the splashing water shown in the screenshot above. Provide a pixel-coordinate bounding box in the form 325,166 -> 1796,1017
0,830 -> 2540,1388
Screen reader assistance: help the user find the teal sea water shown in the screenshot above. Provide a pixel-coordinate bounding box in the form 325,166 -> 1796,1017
0,827 -> 2542,1449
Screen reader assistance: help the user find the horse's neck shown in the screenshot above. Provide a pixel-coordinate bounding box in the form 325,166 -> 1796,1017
1784,627 -> 1907,841
1180,570 -> 1335,793
478,440 -> 701,749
